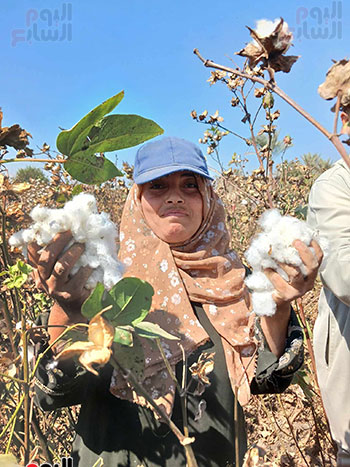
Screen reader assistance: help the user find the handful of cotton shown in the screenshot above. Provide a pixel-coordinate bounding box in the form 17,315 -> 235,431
9,193 -> 124,290
244,209 -> 328,316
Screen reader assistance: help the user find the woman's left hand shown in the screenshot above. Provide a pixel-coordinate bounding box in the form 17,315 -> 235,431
263,239 -> 323,307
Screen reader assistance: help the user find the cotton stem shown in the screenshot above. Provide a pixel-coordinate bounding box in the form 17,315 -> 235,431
193,49 -> 350,169
110,355 -> 198,467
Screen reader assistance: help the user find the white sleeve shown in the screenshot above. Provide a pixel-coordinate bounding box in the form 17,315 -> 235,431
307,164 -> 350,306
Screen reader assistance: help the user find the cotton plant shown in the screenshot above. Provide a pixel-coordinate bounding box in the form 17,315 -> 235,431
235,17 -> 298,76
9,192 -> 124,290
244,209 -> 328,316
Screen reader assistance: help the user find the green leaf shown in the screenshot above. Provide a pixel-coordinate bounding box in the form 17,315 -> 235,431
16,260 -> 32,275
81,282 -> 106,319
71,184 -> 84,197
56,91 -> 124,156
70,114 -> 164,155
134,322 -> 180,340
108,277 -> 154,326
294,204 -> 308,220
114,326 -> 133,346
3,260 -> 32,289
112,336 -> 144,379
64,152 -> 122,185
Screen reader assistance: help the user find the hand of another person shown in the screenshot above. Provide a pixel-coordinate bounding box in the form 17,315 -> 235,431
27,231 -> 92,314
263,239 -> 323,307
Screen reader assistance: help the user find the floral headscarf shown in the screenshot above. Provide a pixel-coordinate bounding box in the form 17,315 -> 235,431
110,177 -> 257,415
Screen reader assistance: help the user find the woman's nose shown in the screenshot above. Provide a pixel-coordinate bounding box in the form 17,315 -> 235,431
165,189 -> 184,203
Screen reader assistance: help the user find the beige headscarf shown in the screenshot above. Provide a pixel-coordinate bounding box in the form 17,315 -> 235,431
110,177 -> 257,415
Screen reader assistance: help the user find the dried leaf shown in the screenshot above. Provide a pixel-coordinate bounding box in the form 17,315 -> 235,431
0,124 -> 32,150
89,313 -> 114,347
189,351 -> 215,385
56,313 -> 115,375
11,182 -> 31,193
318,59 -> 350,107
236,18 -> 298,74
236,42 -> 265,68
242,445 -> 267,466
79,346 -> 112,375
56,340 -> 95,360
268,55 -> 299,74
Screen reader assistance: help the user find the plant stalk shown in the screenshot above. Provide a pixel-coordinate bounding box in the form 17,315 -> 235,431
193,48 -> 350,169
110,355 -> 198,467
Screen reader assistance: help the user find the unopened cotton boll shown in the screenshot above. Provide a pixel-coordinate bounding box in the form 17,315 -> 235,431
9,192 -> 124,290
244,209 -> 329,317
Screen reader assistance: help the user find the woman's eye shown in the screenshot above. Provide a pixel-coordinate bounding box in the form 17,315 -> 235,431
185,181 -> 199,189
150,183 -> 165,190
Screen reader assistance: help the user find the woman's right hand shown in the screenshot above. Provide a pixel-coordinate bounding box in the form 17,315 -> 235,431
27,231 -> 93,314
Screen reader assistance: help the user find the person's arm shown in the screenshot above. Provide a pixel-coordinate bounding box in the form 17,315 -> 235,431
307,167 -> 350,306
27,231 -> 92,347
251,307 -> 304,394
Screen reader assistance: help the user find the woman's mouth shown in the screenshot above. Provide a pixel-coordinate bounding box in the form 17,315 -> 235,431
163,209 -> 187,217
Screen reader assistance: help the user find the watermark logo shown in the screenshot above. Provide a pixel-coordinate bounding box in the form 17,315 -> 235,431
26,457 -> 73,467
11,3 -> 72,47
290,1 -> 342,40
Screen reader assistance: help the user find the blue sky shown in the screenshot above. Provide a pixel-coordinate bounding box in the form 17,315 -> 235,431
1,0 -> 349,178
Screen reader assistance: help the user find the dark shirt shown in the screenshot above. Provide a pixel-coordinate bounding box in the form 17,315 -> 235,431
34,303 -> 303,467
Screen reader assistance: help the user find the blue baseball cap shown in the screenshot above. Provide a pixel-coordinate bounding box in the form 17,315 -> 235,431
133,137 -> 213,184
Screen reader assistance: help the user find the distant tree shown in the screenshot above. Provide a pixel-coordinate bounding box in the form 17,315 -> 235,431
301,153 -> 333,177
14,166 -> 48,183
255,130 -> 289,159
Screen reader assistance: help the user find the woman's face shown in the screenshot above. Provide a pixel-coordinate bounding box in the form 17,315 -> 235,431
140,171 -> 204,244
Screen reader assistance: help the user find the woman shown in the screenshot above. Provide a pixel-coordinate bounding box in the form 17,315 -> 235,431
31,137 -> 322,466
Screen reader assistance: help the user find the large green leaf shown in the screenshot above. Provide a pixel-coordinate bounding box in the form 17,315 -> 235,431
56,91 -> 124,156
81,283 -> 105,319
64,152 -> 122,185
112,337 -> 144,379
81,282 -> 118,320
70,114 -> 164,155
134,322 -> 180,340
81,278 -> 154,327
109,277 -> 154,326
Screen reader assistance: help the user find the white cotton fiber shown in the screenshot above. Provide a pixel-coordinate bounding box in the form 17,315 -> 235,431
244,209 -> 329,316
9,193 -> 124,290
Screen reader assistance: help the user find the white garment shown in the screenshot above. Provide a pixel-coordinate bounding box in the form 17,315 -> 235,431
307,159 -> 350,465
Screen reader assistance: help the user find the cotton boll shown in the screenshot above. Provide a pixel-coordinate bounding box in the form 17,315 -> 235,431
258,209 -> 281,232
245,208 -> 328,316
30,206 -> 50,223
251,290 -> 277,317
244,234 -> 271,269
85,267 -> 104,290
22,228 -> 36,244
245,271 -> 274,292
49,209 -> 72,234
64,193 -> 97,217
86,212 -> 117,240
255,19 -> 280,38
8,231 -> 24,248
103,264 -> 124,290
9,193 -> 123,291
36,227 -> 54,246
